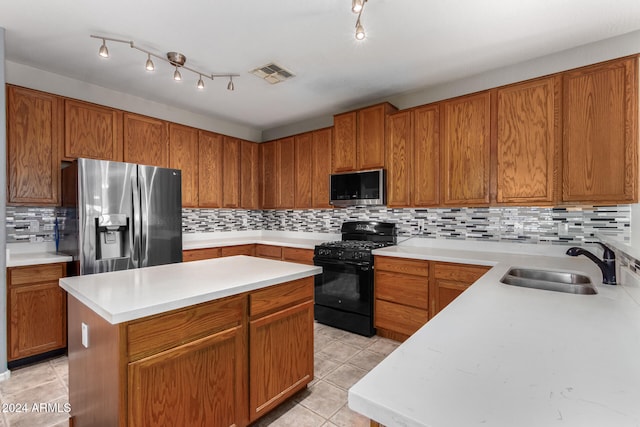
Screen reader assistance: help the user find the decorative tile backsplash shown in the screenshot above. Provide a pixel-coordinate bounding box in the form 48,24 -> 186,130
5,205 -> 631,245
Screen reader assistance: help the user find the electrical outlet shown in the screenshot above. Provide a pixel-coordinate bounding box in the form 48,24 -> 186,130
417,219 -> 425,233
324,219 -> 330,228
558,222 -> 569,236
514,222 -> 524,234
29,220 -> 40,232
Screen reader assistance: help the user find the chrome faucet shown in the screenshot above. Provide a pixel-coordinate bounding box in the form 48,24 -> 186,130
566,243 -> 616,285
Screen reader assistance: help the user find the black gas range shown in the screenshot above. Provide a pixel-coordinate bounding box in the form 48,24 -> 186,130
313,221 -> 397,337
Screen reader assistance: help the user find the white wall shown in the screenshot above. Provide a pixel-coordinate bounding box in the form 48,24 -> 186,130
1,27 -> 9,379
5,61 -> 262,142
262,29 -> 640,141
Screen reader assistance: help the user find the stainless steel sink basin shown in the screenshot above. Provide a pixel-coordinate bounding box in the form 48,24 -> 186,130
501,268 -> 597,295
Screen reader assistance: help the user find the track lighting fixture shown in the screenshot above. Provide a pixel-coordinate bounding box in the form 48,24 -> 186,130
352,0 -> 368,40
90,35 -> 239,92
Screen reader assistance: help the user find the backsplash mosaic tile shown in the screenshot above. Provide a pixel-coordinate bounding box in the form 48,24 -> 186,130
6,205 -> 631,246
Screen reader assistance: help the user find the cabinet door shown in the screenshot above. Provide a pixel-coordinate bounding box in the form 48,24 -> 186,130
332,111 -> 357,172
312,127 -> 333,208
6,85 -> 62,205
241,140 -> 260,209
497,76 -> 560,204
169,123 -> 199,207
128,326 -> 246,427
413,104 -> 440,206
386,111 -> 412,207
123,113 -> 169,167
249,300 -> 314,422
430,262 -> 490,318
64,99 -> 123,161
198,131 -> 223,208
563,57 -> 638,203
441,91 -> 492,206
278,137 -> 296,209
294,132 -> 313,208
8,282 -> 66,361
220,244 -> 256,257
222,137 -> 241,208
182,248 -> 222,262
357,103 -> 394,170
261,141 -> 278,209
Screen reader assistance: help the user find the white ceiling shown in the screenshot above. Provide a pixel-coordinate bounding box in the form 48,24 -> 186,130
2,0 -> 640,132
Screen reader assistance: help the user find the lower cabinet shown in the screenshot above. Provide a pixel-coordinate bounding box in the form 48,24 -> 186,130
7,263 -> 67,361
430,262 -> 491,317
184,244 -> 314,264
221,244 -> 256,257
248,278 -> 314,421
183,247 -> 222,262
254,244 -> 283,260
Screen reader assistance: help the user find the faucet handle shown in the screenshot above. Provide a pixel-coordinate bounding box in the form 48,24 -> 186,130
596,242 -> 615,261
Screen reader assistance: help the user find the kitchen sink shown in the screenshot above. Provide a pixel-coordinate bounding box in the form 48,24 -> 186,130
500,268 -> 597,295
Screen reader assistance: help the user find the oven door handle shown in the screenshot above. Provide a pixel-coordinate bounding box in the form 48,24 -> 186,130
314,258 -> 371,269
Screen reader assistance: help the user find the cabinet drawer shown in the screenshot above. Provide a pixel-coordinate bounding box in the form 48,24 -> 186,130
182,247 -> 222,262
375,299 -> 428,337
221,244 -> 256,257
375,256 -> 429,277
250,277 -> 313,318
434,262 -> 490,283
255,245 -> 282,260
282,247 -> 314,265
127,294 -> 245,361
375,271 -> 428,310
9,263 -> 66,286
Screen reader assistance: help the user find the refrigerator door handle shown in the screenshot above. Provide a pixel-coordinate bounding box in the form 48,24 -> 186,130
131,169 -> 141,269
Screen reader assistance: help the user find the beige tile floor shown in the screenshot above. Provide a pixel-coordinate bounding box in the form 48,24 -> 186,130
0,323 -> 399,427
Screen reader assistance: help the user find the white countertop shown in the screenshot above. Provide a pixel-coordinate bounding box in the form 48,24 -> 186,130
59,255 -> 321,325
6,242 -> 72,267
350,240 -> 640,427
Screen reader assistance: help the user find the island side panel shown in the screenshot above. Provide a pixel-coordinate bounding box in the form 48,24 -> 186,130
68,294 -> 124,427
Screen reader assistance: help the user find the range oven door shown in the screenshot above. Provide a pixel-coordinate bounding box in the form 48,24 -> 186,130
313,257 -> 375,336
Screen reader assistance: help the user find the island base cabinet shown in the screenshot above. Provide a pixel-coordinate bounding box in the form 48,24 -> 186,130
128,326 -> 245,427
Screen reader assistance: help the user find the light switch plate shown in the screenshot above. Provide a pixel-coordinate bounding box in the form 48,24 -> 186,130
81,322 -> 89,348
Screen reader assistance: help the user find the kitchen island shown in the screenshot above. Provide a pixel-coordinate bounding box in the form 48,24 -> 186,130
59,255 -> 321,427
349,241 -> 640,427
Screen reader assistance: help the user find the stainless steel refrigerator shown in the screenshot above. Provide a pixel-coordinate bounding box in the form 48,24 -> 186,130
60,158 -> 183,275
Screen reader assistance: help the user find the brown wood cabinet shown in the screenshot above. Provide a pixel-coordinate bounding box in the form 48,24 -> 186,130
374,256 -> 429,341
295,132 -> 313,208
169,123 -> 199,207
241,140 -> 260,209
312,127 -> 333,208
429,262 -> 490,317
386,105 -> 440,207
223,137 -> 241,208
64,99 -> 123,161
123,112 -> 169,167
182,247 -> 222,262
496,76 -> 561,204
261,137 -> 295,209
6,85 -> 62,205
221,244 -> 256,257
562,56 -> 638,203
248,278 -> 314,422
198,130 -> 223,208
441,91 -> 492,206
255,244 -> 283,260
261,141 -> 278,209
282,247 -> 315,265
7,263 -> 67,361
332,103 -> 397,172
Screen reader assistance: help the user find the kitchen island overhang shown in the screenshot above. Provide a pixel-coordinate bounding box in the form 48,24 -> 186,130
61,255 -> 321,427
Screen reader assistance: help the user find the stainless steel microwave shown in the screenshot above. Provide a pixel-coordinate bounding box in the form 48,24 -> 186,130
329,169 -> 386,207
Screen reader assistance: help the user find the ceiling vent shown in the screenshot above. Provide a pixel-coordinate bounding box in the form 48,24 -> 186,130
250,63 -> 295,84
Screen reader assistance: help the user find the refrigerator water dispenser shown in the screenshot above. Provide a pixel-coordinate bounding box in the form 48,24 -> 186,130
95,214 -> 130,260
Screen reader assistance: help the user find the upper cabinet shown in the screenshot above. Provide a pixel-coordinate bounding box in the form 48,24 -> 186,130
562,57 -> 638,204
241,140 -> 260,209
123,113 -> 169,168
311,127 -> 333,208
496,76 -> 561,205
278,137 -> 296,209
386,105 -> 440,207
261,137 -> 295,209
198,131 -> 223,208
6,85 -> 62,206
332,102 -> 397,172
64,99 -> 122,161
294,132 -> 313,209
261,141 -> 278,209
441,91 -> 492,206
169,123 -> 199,207
222,137 -> 241,208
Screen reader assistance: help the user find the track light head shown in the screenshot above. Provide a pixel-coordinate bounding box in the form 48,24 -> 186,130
98,39 -> 109,58
145,54 -> 155,71
355,20 -> 366,40
173,66 -> 182,81
352,0 -> 364,13
227,77 -> 234,91
197,75 -> 205,89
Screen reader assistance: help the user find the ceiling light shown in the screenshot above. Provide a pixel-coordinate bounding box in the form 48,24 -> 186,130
355,19 -> 366,40
90,35 -> 239,93
98,39 -> 109,58
145,54 -> 154,71
352,0 -> 368,41
352,0 -> 364,13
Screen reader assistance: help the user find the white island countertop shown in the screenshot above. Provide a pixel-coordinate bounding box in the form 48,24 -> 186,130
59,255 -> 321,325
349,240 -> 640,427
